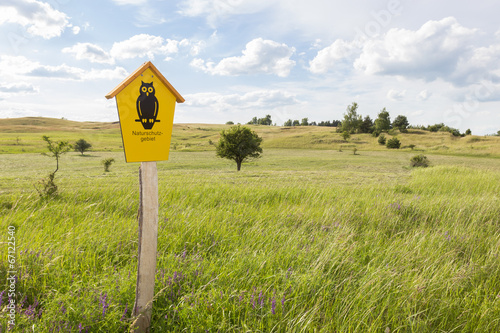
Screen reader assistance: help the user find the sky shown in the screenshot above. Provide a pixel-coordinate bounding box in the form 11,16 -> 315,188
1,0 -> 500,135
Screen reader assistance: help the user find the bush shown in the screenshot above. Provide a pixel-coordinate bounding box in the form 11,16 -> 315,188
410,154 -> 429,168
342,131 -> 351,142
386,137 -> 401,149
102,158 -> 115,172
378,134 -> 386,145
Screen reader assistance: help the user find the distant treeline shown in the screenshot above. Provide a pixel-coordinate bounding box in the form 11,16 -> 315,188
243,102 -> 474,137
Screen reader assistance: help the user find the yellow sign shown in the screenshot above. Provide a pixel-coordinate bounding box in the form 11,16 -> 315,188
106,61 -> 184,162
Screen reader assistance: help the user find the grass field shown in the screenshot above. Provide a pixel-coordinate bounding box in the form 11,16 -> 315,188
1,118 -> 500,332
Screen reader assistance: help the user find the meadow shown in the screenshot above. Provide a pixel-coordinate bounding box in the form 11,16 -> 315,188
1,118 -> 500,332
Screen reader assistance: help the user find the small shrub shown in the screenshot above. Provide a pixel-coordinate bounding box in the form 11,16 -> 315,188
386,137 -> 401,149
353,147 -> 358,155
410,154 -> 429,168
378,134 -> 386,145
36,172 -> 58,198
102,158 -> 115,172
408,144 -> 416,150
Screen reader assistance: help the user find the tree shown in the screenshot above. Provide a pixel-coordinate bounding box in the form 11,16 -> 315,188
259,115 -> 272,125
74,139 -> 92,155
216,125 -> 263,171
301,118 -> 309,126
292,120 -> 300,126
374,108 -> 391,132
465,129 -> 471,135
341,102 -> 362,133
283,119 -> 293,127
42,136 -> 71,174
341,131 -> 351,142
37,136 -> 71,197
360,115 -> 374,133
248,115 -> 272,125
392,115 -> 409,132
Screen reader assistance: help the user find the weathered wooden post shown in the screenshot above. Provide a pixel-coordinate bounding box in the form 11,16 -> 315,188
106,61 -> 184,332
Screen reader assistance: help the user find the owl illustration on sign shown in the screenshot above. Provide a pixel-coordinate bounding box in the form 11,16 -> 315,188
136,81 -> 160,130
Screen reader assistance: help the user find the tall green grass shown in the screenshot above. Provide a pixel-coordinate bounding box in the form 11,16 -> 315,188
1,150 -> 499,332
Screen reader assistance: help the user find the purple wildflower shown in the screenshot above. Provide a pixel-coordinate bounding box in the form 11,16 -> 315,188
258,291 -> 264,308
271,297 -> 276,314
78,323 -> 83,333
281,294 -> 286,308
0,291 -> 4,307
99,293 -> 109,318
121,303 -> 128,321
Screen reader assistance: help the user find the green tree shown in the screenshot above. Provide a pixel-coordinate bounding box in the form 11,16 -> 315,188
37,136 -> 71,197
374,108 -> 391,132
301,118 -> 309,126
283,119 -> 293,127
258,115 -> 272,125
74,139 -> 92,155
341,102 -> 362,133
292,120 -> 300,126
247,117 -> 258,125
216,125 -> 263,171
378,134 -> 386,145
341,131 -> 351,142
42,136 -> 71,174
465,129 -> 471,135
392,115 -> 409,132
359,115 -> 374,133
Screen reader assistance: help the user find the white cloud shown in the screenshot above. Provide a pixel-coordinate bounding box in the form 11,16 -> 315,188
82,67 -> 129,81
111,0 -> 147,5
417,89 -> 431,101
184,89 -> 299,111
0,82 -> 38,96
354,17 -> 477,81
0,55 -> 40,76
191,38 -> 295,77
0,0 -> 70,39
110,34 -> 184,60
178,0 -> 270,27
0,55 -> 128,81
387,89 -> 406,101
309,39 -> 359,74
62,43 -> 115,64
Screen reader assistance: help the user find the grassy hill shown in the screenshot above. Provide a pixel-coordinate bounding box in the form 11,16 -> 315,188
1,117 -> 500,331
1,117 -> 500,157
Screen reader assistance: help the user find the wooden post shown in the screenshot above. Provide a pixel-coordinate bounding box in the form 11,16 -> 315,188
132,161 -> 158,332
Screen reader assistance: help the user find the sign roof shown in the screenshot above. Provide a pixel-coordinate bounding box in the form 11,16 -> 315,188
105,61 -> 185,103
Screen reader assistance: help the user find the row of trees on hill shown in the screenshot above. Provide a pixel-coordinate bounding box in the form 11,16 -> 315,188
246,115 -> 342,127
340,102 -> 409,135
244,102 -> 472,136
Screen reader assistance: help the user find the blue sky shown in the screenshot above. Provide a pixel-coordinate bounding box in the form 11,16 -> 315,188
1,0 -> 500,134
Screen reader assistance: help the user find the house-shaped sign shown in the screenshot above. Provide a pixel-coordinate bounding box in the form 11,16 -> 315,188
106,61 -> 184,162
